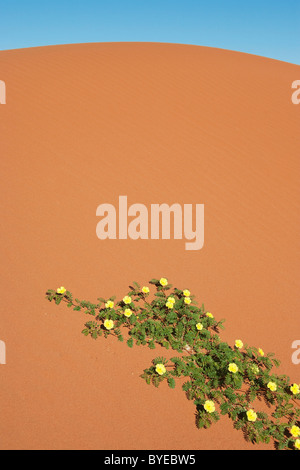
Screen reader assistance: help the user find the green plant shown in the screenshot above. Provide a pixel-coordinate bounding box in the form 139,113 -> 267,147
46,279 -> 300,450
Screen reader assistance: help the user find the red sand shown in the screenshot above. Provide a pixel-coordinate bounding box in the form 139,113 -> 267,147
0,42 -> 299,450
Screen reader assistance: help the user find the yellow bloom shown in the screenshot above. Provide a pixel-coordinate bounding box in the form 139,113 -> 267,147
206,312 -> 214,318
196,323 -> 203,331
184,297 -> 191,305
258,348 -> 264,357
123,295 -> 132,304
56,286 -> 66,294
204,400 -> 215,413
124,308 -> 132,318
246,409 -> 257,422
295,439 -> 300,450
267,382 -> 277,392
167,297 -> 176,304
235,340 -> 243,349
105,300 -> 114,309
159,278 -> 168,286
290,383 -> 300,395
104,319 -> 114,330
290,425 -> 300,438
183,289 -> 190,297
251,365 -> 260,375
155,363 -> 166,375
142,286 -> 150,294
228,363 -> 239,374
166,301 -> 174,309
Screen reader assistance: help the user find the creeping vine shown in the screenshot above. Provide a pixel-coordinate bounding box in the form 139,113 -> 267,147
47,278 -> 300,450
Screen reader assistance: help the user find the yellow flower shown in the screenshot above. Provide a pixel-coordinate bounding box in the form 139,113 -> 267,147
105,300 -> 114,309
206,312 -> 214,318
290,383 -> 300,395
258,348 -> 264,357
56,286 -> 66,294
251,365 -> 260,375
159,278 -> 168,286
290,425 -> 300,438
123,295 -> 132,304
295,439 -> 300,450
166,301 -> 174,309
228,363 -> 239,374
267,382 -> 277,392
167,297 -> 176,304
183,289 -> 190,297
246,409 -> 257,422
124,308 -> 132,318
204,400 -> 215,413
196,323 -> 203,331
142,286 -> 150,294
155,363 -> 166,375
235,340 -> 243,349
184,297 -> 191,305
104,319 -> 114,330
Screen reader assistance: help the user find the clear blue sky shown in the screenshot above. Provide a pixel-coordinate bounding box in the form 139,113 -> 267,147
0,0 -> 299,64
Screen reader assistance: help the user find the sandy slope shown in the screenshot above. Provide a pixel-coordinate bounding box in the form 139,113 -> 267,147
0,42 -> 299,450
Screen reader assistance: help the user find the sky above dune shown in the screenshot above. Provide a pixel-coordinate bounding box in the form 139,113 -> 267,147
0,0 -> 299,64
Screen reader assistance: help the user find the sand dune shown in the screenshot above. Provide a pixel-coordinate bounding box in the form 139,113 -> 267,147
0,42 -> 299,450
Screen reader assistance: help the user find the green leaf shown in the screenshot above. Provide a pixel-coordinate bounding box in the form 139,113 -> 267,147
168,378 -> 176,389
220,402 -> 230,415
55,296 -> 63,305
127,338 -> 134,348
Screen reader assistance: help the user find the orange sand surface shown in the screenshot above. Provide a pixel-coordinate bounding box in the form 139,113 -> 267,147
0,42 -> 299,450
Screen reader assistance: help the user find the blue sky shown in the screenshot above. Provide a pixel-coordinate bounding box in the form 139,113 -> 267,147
0,0 -> 299,64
